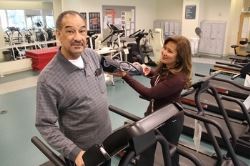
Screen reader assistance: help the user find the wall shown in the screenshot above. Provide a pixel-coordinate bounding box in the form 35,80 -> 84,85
52,0 -> 62,21
0,18 -> 3,61
201,0 -> 230,21
244,0 -> 250,11
61,0 -> 156,31
198,0 -> 242,55
200,0 -> 231,55
179,0 -> 241,56
225,0 -> 244,55
155,0 -> 183,20
0,1 -> 50,10
182,0 -> 200,38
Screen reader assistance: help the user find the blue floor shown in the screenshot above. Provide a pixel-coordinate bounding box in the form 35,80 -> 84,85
0,62 -> 249,166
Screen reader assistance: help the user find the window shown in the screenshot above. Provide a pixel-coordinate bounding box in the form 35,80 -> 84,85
26,17 -> 33,29
45,16 -> 55,28
0,10 -> 8,30
7,10 -> 26,29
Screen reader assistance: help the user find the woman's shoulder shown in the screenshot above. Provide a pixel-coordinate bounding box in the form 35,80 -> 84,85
168,71 -> 187,81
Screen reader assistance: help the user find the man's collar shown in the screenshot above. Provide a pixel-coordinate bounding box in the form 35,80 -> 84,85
57,47 -> 84,72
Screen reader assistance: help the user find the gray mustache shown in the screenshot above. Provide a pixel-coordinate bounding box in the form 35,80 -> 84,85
71,42 -> 84,46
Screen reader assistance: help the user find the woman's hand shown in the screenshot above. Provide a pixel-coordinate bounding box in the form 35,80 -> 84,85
132,62 -> 151,76
110,70 -> 127,77
141,64 -> 151,76
75,150 -> 85,166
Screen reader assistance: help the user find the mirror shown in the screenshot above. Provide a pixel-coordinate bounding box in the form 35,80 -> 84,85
0,1 -> 55,62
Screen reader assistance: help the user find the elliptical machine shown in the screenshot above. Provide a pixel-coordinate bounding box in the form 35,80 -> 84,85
127,29 -> 156,66
87,30 -> 98,49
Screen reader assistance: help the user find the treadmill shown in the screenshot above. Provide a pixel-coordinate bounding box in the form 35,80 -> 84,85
181,75 -> 250,158
210,61 -> 250,80
108,104 -> 248,166
181,71 -> 250,121
31,103 -> 202,166
195,73 -> 250,100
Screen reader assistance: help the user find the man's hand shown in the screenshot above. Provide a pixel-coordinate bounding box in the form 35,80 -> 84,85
75,150 -> 85,166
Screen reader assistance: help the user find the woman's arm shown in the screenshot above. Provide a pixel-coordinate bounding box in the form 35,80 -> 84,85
122,73 -> 186,100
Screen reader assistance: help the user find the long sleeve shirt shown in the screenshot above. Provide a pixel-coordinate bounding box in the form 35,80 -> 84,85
35,48 -> 112,161
123,71 -> 187,114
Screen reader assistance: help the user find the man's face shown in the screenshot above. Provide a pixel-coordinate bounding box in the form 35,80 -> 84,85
56,14 -> 87,59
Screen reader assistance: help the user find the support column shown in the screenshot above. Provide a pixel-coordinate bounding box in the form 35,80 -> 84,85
0,17 -> 5,62
181,0 -> 201,39
53,0 -> 62,23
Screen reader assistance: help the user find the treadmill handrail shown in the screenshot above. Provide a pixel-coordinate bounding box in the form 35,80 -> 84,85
176,147 -> 203,166
186,77 -> 242,164
220,95 -> 250,128
181,71 -> 221,98
215,61 -> 243,68
184,111 -> 241,166
31,136 -> 66,166
109,104 -> 203,166
182,74 -> 243,144
109,105 -> 140,121
214,64 -> 241,72
195,84 -> 238,149
195,73 -> 250,91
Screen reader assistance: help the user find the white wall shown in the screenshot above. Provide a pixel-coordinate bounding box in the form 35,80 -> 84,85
53,0 -> 62,21
0,18 -> 4,61
155,0 -> 183,20
225,0 -> 244,55
0,1 -> 50,10
201,0 -> 231,21
182,0 -> 200,39
198,0 -> 242,56
156,0 -> 242,56
61,0 -> 156,31
199,0 -> 230,55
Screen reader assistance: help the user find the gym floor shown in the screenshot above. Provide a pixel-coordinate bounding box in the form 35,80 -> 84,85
0,57 -> 249,166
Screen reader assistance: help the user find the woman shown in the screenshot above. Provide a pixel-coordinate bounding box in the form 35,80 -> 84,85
113,35 -> 192,166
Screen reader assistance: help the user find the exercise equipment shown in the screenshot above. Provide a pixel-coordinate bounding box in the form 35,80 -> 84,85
181,72 -> 250,158
126,29 -> 155,65
181,72 -> 250,121
210,61 -> 250,80
109,104 -> 247,166
195,73 -> 250,100
87,30 -> 98,49
31,103 -> 202,166
211,38 -> 250,79
101,24 -> 124,48
231,38 -> 250,58
148,28 -> 164,63
100,56 -> 143,75
181,109 -> 248,166
101,24 -> 127,61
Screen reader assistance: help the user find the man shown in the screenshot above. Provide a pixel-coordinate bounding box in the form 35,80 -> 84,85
35,10 -> 112,166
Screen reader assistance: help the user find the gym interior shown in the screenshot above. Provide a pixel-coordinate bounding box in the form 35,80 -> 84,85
0,0 -> 250,166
